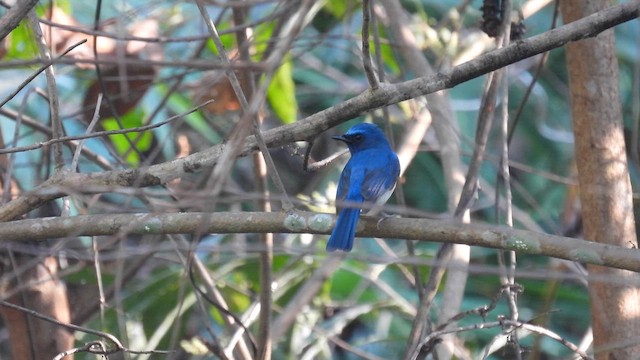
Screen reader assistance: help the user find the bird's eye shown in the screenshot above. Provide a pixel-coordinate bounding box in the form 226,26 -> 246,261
353,134 -> 363,141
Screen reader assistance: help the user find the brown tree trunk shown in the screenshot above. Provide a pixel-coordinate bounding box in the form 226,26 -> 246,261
560,1 -> 640,359
0,256 -> 75,359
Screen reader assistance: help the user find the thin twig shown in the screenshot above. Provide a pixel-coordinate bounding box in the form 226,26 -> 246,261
0,56 -> 265,71
409,318 -> 592,360
0,39 -> 87,110
91,0 -> 138,168
0,100 -> 214,155
361,0 -> 379,88
0,108 -> 114,170
305,147 -> 348,172
71,94 -> 103,172
508,0 -> 560,145
404,66 -> 504,358
233,3 -> 275,353
271,253 -> 345,338
26,10 -> 65,170
492,1 -> 522,358
0,298 -> 172,356
35,4 -> 289,44
0,0 -> 39,41
169,235 -> 251,359
2,89 -> 34,204
194,0 -> 295,211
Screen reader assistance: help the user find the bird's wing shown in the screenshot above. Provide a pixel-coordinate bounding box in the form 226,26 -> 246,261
336,162 -> 367,213
336,164 -> 351,202
361,152 -> 400,202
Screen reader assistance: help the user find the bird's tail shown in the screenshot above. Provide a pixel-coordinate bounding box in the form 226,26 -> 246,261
326,207 -> 360,252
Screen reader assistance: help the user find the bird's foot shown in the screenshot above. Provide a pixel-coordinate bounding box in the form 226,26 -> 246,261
376,212 -> 400,229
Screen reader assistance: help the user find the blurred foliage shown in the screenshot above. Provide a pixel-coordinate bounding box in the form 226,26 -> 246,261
0,0 -> 638,359
101,108 -> 153,166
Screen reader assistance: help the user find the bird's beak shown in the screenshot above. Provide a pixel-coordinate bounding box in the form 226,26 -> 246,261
332,135 -> 350,143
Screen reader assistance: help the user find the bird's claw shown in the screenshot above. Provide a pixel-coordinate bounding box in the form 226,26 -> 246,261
376,213 -> 400,229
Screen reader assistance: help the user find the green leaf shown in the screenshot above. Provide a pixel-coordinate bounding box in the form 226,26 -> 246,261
162,87 -> 221,144
205,20 -> 236,56
6,21 -> 38,60
267,57 -> 298,124
48,1 -> 72,14
102,108 -> 153,166
324,0 -> 348,18
379,42 -> 401,75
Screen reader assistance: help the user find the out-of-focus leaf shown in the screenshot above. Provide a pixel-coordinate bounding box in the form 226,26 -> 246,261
252,22 -> 298,123
181,337 -> 209,355
379,42 -> 401,75
253,21 -> 274,56
328,267 -> 365,301
102,108 -> 153,166
267,57 -> 298,124
324,0 -> 348,18
48,0 -> 72,14
164,87 -> 221,144
6,21 -> 38,60
403,152 -> 447,213
310,0 -> 349,33
205,21 -> 235,55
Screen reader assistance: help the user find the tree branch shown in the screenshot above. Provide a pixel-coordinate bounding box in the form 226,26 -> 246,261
0,0 -> 39,41
0,211 -> 639,272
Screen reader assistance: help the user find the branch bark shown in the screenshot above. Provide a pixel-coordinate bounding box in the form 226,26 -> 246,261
0,0 -> 40,41
0,211 -> 639,272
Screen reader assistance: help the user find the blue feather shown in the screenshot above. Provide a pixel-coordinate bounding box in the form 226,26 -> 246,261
326,123 -> 400,252
326,207 -> 360,251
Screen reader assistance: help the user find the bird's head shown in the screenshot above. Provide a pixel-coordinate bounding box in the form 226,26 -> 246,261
332,123 -> 391,153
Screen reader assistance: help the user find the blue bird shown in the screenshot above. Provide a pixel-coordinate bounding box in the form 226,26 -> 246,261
327,123 -> 400,252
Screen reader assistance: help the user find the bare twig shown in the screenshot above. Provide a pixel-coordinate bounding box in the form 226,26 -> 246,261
272,253 -> 345,338
0,298 -> 172,357
361,0 -> 378,88
304,147 -> 349,172
0,0 -> 39,41
0,57 -> 265,71
376,2 -> 467,356
253,140 -> 274,360
0,40 -> 87,110
508,1 -> 560,145
0,108 -> 113,170
34,3 -> 289,43
1,89 -> 34,205
0,100 -> 214,155
232,4 -> 275,357
404,62 -> 505,360
409,318 -> 592,360
27,10 -> 65,170
71,94 -> 103,172
491,2 -> 523,358
188,246 -> 255,359
195,0 -> 295,211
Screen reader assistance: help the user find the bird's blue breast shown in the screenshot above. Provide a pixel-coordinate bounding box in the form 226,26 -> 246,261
326,124 -> 400,252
